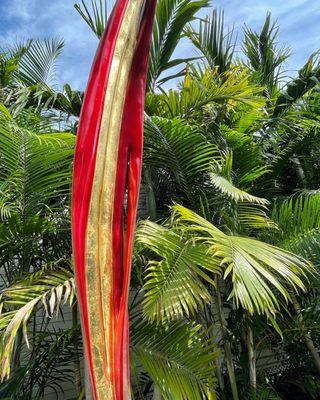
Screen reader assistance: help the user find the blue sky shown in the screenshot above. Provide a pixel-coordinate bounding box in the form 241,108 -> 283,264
0,0 -> 319,90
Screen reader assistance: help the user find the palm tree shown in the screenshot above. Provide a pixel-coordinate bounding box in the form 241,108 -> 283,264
137,196 -> 311,399
0,104 -> 75,392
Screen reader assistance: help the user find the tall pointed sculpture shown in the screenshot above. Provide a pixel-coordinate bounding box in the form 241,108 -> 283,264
71,1 -> 157,398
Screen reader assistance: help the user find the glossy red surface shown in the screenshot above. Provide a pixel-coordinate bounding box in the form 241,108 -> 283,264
71,1 -> 129,397
112,2 -> 158,398
72,0 -> 157,398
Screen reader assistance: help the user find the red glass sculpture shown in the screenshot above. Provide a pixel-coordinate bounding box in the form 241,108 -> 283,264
71,1 -> 157,398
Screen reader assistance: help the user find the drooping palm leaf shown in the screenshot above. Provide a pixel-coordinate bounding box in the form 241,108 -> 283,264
0,265 -> 75,380
208,148 -> 269,207
131,317 -> 218,399
210,172 -> 268,204
13,83 -> 84,119
172,204 -> 311,316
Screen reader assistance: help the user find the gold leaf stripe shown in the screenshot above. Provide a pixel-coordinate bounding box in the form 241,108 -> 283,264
85,0 -> 145,398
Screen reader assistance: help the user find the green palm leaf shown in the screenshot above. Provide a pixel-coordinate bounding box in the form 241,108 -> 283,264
209,150 -> 269,205
243,12 -> 290,96
237,203 -> 277,231
159,66 -> 265,119
209,173 -> 268,205
185,9 -> 236,73
272,192 -> 320,264
148,0 -> 209,90
0,265 -> 75,380
74,0 -> 110,39
137,221 -> 221,321
131,317 -> 218,399
172,204 -> 311,315
273,52 -> 320,117
144,116 -> 219,200
0,106 -> 75,217
15,39 -> 64,87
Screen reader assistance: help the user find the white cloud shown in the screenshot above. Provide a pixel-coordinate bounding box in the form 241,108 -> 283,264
1,0 -> 319,89
1,0 -> 98,89
5,0 -> 35,21
210,0 -> 320,72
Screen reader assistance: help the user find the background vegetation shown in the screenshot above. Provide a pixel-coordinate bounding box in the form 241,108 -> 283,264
1,1 -> 320,399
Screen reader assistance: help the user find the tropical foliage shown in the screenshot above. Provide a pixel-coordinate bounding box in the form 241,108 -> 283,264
1,1 -> 320,399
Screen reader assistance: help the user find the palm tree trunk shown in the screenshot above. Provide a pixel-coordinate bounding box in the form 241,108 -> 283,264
224,342 -> 239,400
292,155 -> 307,188
215,357 -> 225,395
144,167 -> 157,220
215,278 -> 239,400
153,385 -> 162,400
246,326 -> 256,389
208,301 -> 225,395
292,295 -> 320,374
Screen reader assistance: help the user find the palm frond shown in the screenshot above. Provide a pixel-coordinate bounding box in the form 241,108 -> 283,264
273,51 -> 320,117
274,192 -> 320,238
137,220 -> 221,321
131,318 -> 218,399
74,0 -> 110,39
272,192 -> 320,264
0,106 -> 75,216
185,9 -> 236,73
209,173 -> 268,205
0,266 -> 75,381
243,12 -> 290,96
0,52 -> 20,92
148,0 -> 209,91
222,127 -> 268,183
144,116 -> 219,201
12,83 -> 84,118
209,150 -> 269,205
237,202 -> 277,231
15,39 -> 64,87
160,66 -> 265,119
172,204 -> 311,316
